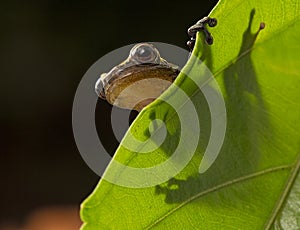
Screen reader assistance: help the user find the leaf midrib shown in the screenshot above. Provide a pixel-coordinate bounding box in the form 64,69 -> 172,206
264,152 -> 300,229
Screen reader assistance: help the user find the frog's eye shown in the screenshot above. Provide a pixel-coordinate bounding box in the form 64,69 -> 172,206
130,43 -> 160,64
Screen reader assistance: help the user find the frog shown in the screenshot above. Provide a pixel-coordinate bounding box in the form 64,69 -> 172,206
95,17 -> 217,111
95,43 -> 180,111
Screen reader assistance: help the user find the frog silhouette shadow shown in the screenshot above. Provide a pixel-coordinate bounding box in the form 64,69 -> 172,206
143,108 -> 181,159
153,9 -> 272,204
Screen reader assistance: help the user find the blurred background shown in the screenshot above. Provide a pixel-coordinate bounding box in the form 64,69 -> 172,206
0,0 -> 218,229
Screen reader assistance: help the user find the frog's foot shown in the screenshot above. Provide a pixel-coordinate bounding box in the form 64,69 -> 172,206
187,17 -> 217,50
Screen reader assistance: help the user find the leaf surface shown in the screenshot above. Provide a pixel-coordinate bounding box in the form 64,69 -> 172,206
81,0 -> 300,229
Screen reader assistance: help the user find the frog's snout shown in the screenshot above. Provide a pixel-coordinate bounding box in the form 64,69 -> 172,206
95,77 -> 106,99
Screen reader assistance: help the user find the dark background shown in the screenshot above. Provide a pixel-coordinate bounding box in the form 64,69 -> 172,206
0,0 -> 218,227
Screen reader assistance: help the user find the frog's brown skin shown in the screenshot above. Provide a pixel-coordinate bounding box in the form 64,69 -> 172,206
95,17 -> 217,111
95,43 -> 180,111
104,64 -> 179,111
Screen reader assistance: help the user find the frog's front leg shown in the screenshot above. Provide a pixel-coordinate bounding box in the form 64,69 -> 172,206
187,17 -> 217,50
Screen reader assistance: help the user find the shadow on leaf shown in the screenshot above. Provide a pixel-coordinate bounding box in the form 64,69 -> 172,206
155,9 -> 272,204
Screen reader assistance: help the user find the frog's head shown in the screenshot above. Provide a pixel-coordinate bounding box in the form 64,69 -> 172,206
95,43 -> 179,111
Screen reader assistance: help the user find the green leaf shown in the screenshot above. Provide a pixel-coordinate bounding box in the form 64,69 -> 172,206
81,0 -> 300,229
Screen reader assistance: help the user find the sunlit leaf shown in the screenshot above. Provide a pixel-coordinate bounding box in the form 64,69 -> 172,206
81,0 -> 300,229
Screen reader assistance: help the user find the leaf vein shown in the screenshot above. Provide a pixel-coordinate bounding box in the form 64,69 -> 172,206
146,165 -> 292,229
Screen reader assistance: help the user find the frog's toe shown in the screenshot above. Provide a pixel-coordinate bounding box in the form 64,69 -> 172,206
208,18 -> 217,27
